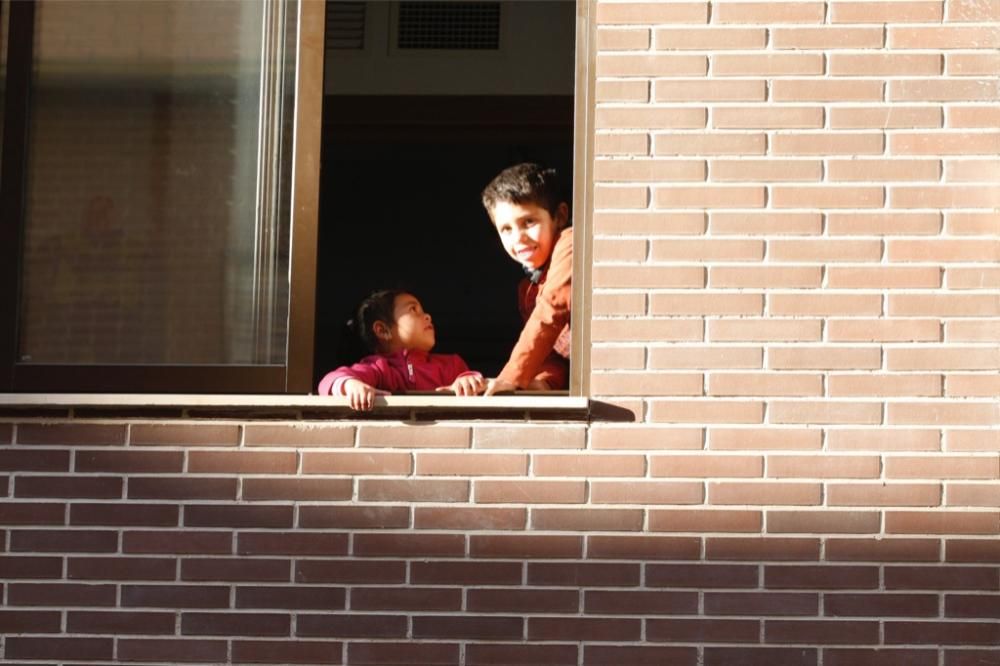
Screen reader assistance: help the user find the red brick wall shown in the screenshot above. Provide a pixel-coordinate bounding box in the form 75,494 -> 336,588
3,0 -> 999,663
0,415 -> 997,665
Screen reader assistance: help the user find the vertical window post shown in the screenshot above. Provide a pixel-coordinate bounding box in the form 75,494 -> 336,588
285,0 -> 324,392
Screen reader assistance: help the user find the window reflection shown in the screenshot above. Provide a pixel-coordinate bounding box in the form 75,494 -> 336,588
19,0 -> 294,365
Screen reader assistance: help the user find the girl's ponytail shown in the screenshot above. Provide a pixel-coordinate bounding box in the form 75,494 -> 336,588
354,289 -> 403,353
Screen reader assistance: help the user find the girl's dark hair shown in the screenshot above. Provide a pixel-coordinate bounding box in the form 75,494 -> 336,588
352,289 -> 403,353
481,162 -> 565,219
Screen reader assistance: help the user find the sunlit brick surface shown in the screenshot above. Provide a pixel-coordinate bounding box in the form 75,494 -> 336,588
0,417 -> 997,664
3,0 -> 1000,663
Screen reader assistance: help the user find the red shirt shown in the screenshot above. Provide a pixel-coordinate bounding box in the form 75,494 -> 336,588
318,349 -> 480,396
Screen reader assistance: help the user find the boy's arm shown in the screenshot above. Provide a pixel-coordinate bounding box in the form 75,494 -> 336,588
531,354 -> 569,391
496,227 -> 573,389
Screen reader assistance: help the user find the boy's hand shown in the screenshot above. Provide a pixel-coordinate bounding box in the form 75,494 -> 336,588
343,379 -> 389,411
437,374 -> 486,396
482,377 -> 518,396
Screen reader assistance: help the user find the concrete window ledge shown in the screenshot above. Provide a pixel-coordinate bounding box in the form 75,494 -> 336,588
0,393 -> 590,421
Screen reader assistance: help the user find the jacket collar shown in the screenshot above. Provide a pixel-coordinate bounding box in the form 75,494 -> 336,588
386,348 -> 430,363
523,265 -> 544,284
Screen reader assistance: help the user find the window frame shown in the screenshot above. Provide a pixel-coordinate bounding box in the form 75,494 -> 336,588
569,0 -> 595,398
0,0 -> 595,400
0,0 -> 324,393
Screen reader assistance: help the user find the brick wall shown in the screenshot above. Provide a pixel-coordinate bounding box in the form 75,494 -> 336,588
2,0 -> 999,664
0,415 -> 997,665
586,0 -> 999,662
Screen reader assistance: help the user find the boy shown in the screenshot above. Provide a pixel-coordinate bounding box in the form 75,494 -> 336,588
480,163 -> 572,395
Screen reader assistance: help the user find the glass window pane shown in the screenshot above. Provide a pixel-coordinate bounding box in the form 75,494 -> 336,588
18,0 -> 296,365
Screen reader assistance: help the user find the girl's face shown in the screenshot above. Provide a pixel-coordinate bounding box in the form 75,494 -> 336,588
491,201 -> 568,270
378,293 -> 435,353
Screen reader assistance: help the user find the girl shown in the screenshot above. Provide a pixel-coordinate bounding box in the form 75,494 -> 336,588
318,289 -> 485,410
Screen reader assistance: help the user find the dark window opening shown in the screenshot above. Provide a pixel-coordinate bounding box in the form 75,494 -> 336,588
314,0 -> 576,386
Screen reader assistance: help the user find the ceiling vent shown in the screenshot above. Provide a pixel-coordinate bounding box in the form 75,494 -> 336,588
327,1 -> 367,50
397,2 -> 501,50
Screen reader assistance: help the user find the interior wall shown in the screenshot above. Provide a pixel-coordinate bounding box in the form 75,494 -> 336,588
325,1 -> 576,96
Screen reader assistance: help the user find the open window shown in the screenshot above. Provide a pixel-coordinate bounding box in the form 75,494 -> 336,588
0,0 -> 594,398
315,0 -> 579,388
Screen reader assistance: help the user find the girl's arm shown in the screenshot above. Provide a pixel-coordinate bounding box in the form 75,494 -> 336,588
342,378 -> 389,411
434,355 -> 486,396
451,356 -> 485,396
495,227 -> 573,389
317,357 -> 386,396
451,355 -> 483,380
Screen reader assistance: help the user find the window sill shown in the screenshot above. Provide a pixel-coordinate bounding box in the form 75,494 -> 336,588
0,393 -> 590,421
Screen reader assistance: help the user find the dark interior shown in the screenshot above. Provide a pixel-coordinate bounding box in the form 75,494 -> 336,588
313,94 -> 574,383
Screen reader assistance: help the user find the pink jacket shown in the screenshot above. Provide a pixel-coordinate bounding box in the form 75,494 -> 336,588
318,349 -> 481,396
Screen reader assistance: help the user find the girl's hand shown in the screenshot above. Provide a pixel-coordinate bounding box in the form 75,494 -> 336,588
343,379 -> 389,411
437,374 -> 486,396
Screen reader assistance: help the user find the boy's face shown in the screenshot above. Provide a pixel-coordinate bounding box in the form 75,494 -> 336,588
383,293 -> 435,353
490,200 -> 568,270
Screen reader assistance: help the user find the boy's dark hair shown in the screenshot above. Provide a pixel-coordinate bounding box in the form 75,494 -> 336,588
352,289 -> 403,353
481,163 -> 565,219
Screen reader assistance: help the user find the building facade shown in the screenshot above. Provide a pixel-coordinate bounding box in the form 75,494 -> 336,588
1,0 -> 998,664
